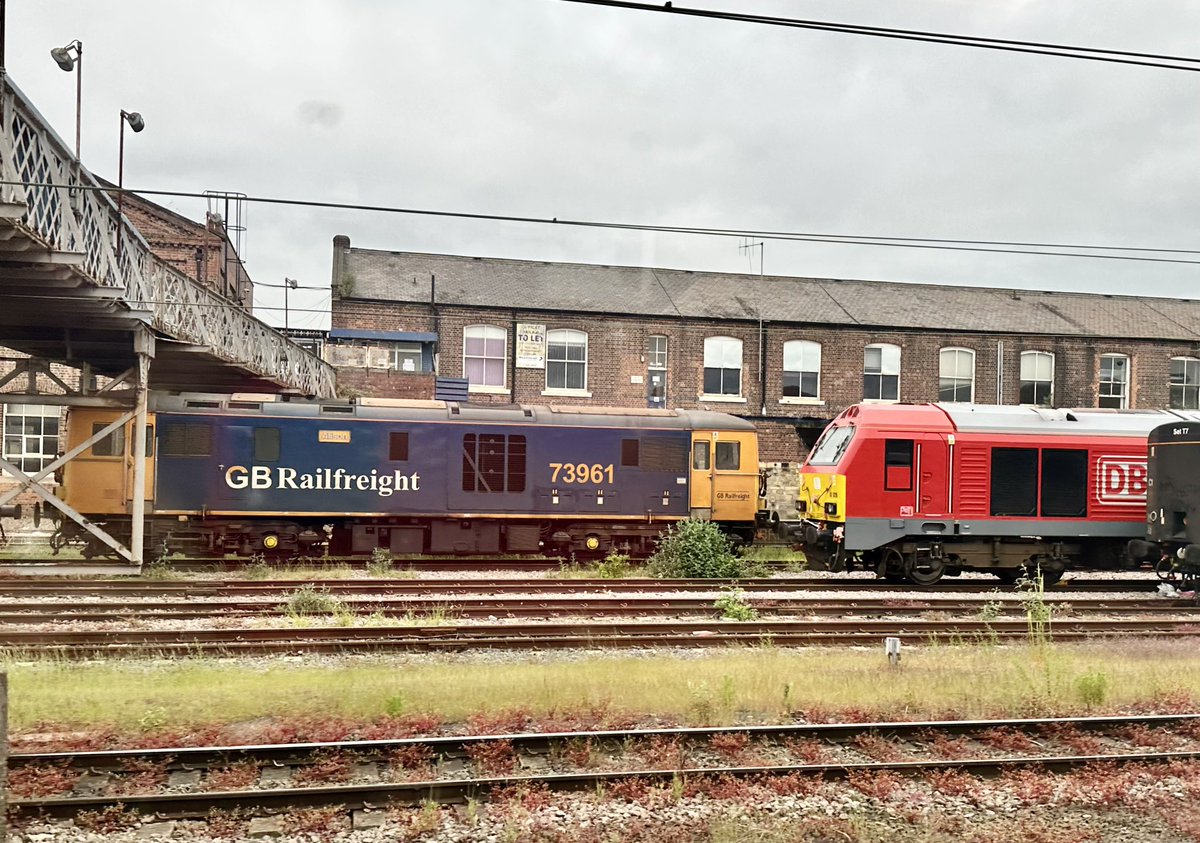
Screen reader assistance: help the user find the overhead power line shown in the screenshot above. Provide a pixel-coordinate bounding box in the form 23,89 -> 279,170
558,0 -> 1200,72
6,180 -> 1200,266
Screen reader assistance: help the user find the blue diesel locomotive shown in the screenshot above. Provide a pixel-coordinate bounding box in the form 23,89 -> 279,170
55,394 -> 763,558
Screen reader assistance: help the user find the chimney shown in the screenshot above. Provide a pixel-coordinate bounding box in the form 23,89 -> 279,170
331,234 -> 351,298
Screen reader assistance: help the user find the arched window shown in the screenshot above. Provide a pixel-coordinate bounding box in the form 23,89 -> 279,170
939,347 -> 975,402
703,336 -> 743,396
1099,353 -> 1130,409
782,340 -> 821,400
1170,356 -> 1200,409
863,343 -> 900,401
546,329 -> 587,391
463,325 -> 506,388
1020,351 -> 1054,406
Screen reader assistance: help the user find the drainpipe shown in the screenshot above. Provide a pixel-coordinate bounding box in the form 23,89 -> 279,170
758,318 -> 767,415
430,274 -> 439,375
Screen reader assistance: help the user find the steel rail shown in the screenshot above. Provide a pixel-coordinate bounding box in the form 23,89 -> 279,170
0,597 -> 1187,624
13,713 -> 1197,770
0,576 -> 1169,596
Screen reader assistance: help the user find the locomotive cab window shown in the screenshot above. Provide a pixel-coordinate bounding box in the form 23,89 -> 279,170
254,427 -> 280,462
91,423 -> 125,457
990,447 -> 1038,516
808,425 -> 855,466
715,441 -> 741,470
1040,449 -> 1087,518
390,431 -> 409,461
884,439 -> 914,491
692,440 -> 710,470
91,423 -> 154,458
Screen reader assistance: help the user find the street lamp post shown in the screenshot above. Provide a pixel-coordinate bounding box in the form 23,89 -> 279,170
284,277 -> 299,334
116,109 -> 145,262
49,40 -> 82,161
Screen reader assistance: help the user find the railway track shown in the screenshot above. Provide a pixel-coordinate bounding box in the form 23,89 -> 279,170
0,595 -> 1190,623
3,616 -> 1198,657
11,714 -> 1199,821
0,575 -> 1172,597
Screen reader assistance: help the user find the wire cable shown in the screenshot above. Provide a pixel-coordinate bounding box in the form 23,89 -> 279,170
558,0 -> 1200,72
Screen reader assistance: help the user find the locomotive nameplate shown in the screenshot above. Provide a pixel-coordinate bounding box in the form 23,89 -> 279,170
319,430 -> 351,443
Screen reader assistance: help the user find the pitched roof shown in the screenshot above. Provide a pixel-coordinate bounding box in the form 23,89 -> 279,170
338,245 -> 1200,341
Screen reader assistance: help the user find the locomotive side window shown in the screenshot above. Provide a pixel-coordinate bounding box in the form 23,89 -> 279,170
884,439 -> 914,491
91,422 -> 125,457
254,427 -> 280,462
1040,449 -> 1087,517
692,440 -> 710,470
990,447 -> 1038,516
389,432 -> 409,461
462,433 -> 526,493
621,439 -> 639,467
715,441 -> 741,470
162,423 -> 212,457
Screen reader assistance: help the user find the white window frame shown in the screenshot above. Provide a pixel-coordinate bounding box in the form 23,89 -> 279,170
647,335 -> 668,370
543,329 -> 590,396
863,343 -> 901,402
463,325 -> 508,393
702,336 -> 745,401
1170,356 -> 1200,410
1020,350 -> 1055,406
781,340 -> 823,405
1098,353 -> 1130,409
938,347 -> 976,403
2,404 -> 61,475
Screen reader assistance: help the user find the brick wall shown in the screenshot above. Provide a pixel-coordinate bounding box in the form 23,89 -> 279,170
335,369 -> 436,400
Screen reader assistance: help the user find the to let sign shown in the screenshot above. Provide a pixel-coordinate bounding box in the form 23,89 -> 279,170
516,323 -> 546,369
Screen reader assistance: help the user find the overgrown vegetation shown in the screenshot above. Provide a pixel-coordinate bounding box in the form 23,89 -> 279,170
713,588 -> 759,621
282,584 -> 341,617
647,519 -> 763,579
10,641 -> 1195,734
367,547 -> 394,576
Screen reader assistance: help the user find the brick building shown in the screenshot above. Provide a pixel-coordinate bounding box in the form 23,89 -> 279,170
327,236 -> 1200,473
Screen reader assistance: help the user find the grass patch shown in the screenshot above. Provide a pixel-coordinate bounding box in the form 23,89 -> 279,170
7,639 -> 1200,733
739,545 -> 807,567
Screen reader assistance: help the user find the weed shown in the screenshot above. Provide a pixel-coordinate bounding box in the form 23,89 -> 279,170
204,763 -> 260,791
75,804 -> 140,833
291,750 -> 353,785
367,547 -> 394,577
1039,722 -> 1105,755
925,767 -> 977,798
383,693 -> 407,717
389,743 -> 435,778
1074,668 -> 1109,709
110,757 -> 170,795
283,805 -> 349,838
783,736 -> 831,764
562,737 -> 595,768
714,587 -> 759,621
241,555 -> 271,580
142,556 -> 183,580
647,519 -> 753,579
205,807 -> 250,839
708,731 -> 751,762
977,727 -> 1039,753
465,739 -> 517,774
977,600 -> 1003,622
636,735 -> 685,769
1018,569 -> 1053,645
851,732 -> 908,762
6,761 -> 81,798
282,583 -> 341,616
596,550 -> 632,578
846,769 -> 905,800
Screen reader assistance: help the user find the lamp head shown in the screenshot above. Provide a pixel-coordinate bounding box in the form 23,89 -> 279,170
50,41 -> 81,71
121,111 -> 146,133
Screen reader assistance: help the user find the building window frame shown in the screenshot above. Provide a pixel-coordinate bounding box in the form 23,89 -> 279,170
2,404 -> 60,474
463,325 -> 508,393
939,347 -> 976,403
1098,353 -> 1130,409
702,336 -> 744,401
863,343 -> 901,402
1019,350 -> 1055,406
781,340 -> 822,404
1170,356 -> 1200,410
544,329 -> 589,396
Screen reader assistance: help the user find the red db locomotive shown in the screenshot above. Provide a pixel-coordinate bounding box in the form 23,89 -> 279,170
794,403 -> 1200,586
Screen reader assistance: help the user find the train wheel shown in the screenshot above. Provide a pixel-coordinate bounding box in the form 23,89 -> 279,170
904,553 -> 945,586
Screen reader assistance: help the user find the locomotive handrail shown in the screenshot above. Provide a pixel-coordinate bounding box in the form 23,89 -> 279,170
0,73 -> 336,398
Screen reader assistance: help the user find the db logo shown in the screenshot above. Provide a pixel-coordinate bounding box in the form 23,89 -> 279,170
1096,457 -> 1148,504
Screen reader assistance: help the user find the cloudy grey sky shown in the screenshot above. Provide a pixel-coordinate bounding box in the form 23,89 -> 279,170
9,0 -> 1200,329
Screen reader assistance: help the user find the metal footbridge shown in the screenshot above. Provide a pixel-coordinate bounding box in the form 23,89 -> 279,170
0,71 -> 337,565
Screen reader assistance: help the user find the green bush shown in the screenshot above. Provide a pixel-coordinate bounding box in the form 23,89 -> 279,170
648,519 -> 754,579
714,588 -> 759,620
596,551 -> 632,579
282,584 -> 340,616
